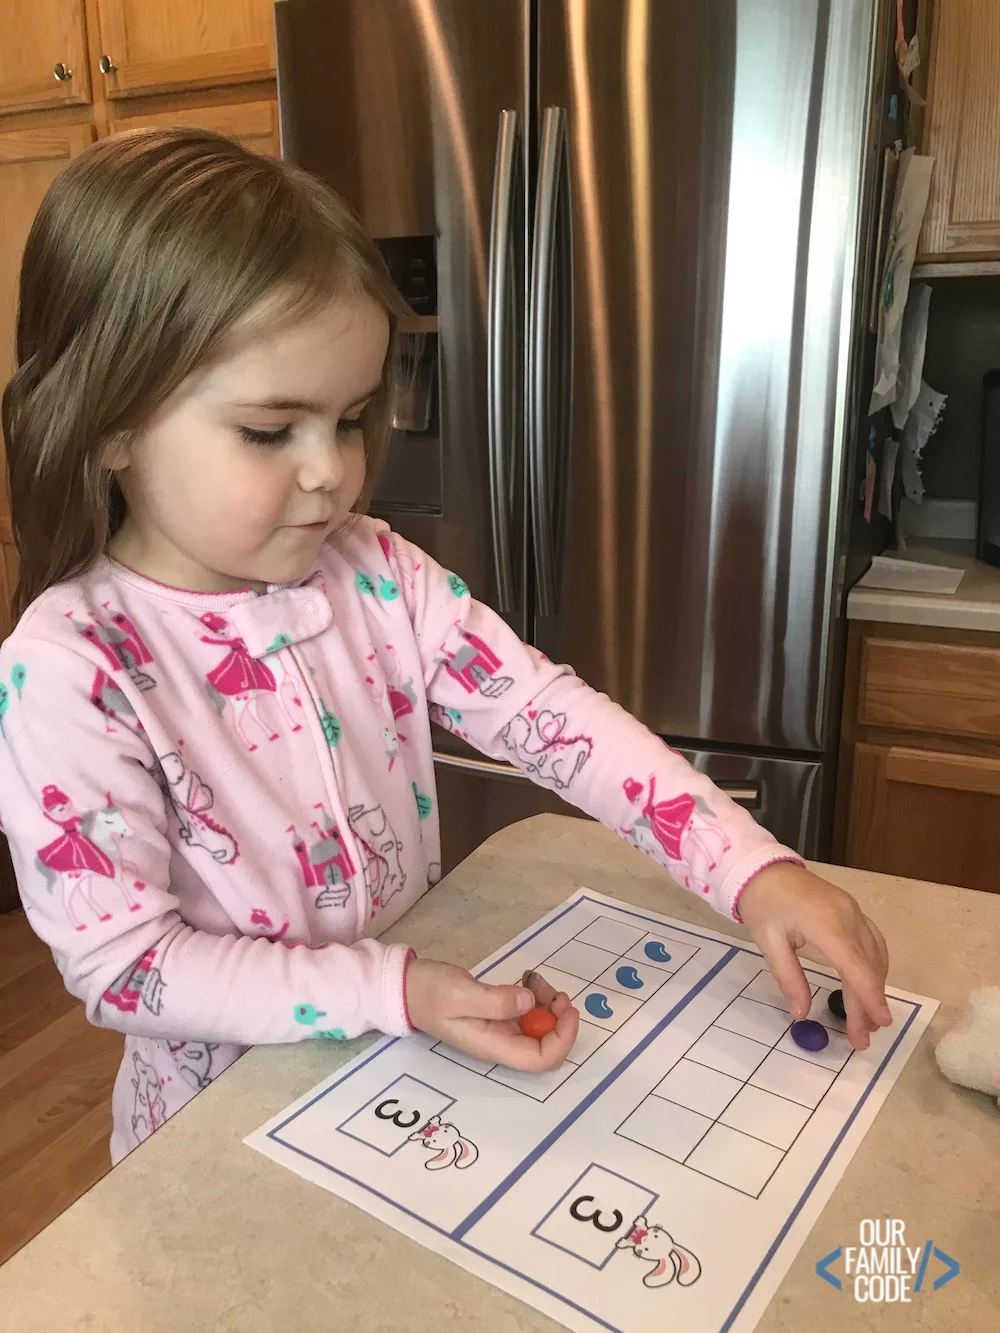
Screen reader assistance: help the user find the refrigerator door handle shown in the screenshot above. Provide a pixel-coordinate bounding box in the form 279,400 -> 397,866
432,750 -> 528,783
487,109 -> 521,615
529,105 -> 572,617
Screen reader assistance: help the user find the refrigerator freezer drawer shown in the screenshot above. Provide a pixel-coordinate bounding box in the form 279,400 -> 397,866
434,744 -> 824,877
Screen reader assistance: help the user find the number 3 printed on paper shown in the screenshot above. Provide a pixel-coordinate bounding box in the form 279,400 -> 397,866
569,1195 -> 624,1233
338,1074 -> 455,1157
374,1098 -> 422,1129
533,1163 -> 658,1269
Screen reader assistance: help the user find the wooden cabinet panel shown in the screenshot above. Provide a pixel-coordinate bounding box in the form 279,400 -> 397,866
847,743 -> 1000,893
109,97 -> 280,157
94,0 -> 276,99
858,636 -> 1000,742
920,0 -> 1000,260
0,125 -> 93,649
0,0 -> 91,116
0,123 -> 95,399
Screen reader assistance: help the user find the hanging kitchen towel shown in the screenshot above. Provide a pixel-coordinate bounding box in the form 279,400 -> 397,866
869,149 -> 935,415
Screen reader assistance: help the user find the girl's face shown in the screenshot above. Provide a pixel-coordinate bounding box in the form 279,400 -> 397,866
109,292 -> 390,592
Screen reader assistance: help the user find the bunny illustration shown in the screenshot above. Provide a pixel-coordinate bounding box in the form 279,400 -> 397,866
615,1215 -> 702,1289
407,1115 -> 479,1170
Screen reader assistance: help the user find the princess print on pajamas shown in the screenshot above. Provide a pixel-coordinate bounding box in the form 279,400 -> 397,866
623,777 -> 732,894
33,785 -> 143,930
200,612 -> 303,750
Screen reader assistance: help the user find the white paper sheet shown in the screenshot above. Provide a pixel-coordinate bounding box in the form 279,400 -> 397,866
856,554 -> 964,595
246,890 -> 936,1333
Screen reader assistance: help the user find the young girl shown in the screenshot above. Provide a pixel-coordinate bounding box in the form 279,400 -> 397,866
0,129 -> 889,1163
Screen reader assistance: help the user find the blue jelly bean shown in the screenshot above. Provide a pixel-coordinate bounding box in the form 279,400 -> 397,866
615,965 -> 644,990
585,993 -> 614,1020
644,941 -> 672,964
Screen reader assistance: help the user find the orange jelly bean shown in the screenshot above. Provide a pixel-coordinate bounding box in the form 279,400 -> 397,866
519,1005 -> 558,1039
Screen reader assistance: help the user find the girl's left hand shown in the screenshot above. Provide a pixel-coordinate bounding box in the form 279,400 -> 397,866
736,863 -> 891,1051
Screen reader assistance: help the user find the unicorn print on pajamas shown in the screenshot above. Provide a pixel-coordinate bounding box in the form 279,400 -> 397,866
33,787 -> 144,929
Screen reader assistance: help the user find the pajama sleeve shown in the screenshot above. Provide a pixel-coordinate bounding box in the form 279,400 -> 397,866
381,527 -> 803,921
0,635 -> 412,1044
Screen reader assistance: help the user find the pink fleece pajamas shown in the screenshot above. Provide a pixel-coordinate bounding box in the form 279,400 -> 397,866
0,518 -> 799,1160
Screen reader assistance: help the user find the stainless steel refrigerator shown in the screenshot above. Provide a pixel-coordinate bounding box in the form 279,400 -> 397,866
275,0 -> 897,873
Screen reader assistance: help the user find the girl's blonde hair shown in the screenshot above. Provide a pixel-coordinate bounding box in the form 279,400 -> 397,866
2,127 -> 405,623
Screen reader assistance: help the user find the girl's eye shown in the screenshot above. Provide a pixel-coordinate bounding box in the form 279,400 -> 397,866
239,424 -> 293,446
339,417 -> 364,435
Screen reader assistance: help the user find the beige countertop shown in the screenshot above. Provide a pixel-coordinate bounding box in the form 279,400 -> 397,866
1,815 -> 998,1332
847,549 -> 1000,632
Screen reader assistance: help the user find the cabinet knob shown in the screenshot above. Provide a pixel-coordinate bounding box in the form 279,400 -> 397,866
98,55 -> 117,75
53,62 -> 72,81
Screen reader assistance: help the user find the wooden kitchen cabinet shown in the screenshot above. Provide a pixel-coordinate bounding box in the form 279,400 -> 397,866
0,123 -> 95,384
108,96 -> 280,158
93,0 -> 276,100
0,0 -> 92,115
837,622 -> 1000,893
847,743 -> 1000,892
0,124 -> 94,656
920,0 -> 1000,261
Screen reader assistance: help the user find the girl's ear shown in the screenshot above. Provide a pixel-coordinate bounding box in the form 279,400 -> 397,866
101,430 -> 132,471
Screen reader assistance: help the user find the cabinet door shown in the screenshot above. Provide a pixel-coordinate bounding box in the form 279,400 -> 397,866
94,0 -> 275,99
847,743 -> 1000,892
0,0 -> 91,115
109,97 -> 280,158
0,124 -> 95,389
920,0 -> 1000,260
0,124 -> 94,645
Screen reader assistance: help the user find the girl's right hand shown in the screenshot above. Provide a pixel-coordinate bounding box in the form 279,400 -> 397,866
405,956 -> 579,1071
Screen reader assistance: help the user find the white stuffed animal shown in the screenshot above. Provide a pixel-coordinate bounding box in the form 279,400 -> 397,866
935,987 -> 1000,1109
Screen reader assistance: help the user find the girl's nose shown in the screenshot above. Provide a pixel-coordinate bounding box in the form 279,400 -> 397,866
298,435 -> 346,493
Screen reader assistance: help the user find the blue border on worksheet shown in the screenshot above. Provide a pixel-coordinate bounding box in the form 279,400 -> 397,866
264,894 -> 924,1333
